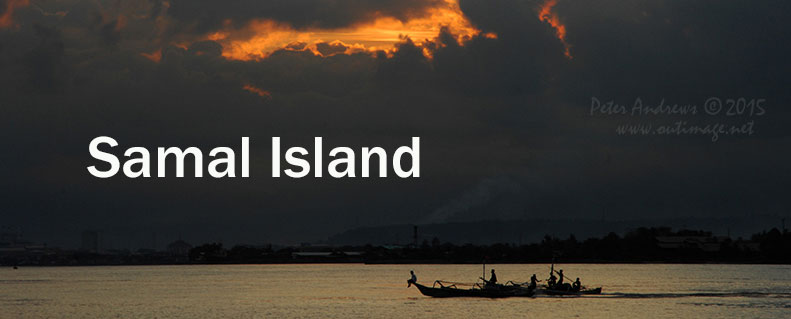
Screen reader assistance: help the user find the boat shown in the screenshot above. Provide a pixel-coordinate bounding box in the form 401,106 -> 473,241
413,281 -> 535,298
534,262 -> 602,296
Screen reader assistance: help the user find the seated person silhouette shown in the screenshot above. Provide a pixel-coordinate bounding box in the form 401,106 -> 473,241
481,269 -> 498,288
572,278 -> 581,292
407,270 -> 417,287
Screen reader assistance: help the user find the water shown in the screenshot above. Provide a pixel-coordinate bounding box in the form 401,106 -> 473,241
2,264 -> 789,318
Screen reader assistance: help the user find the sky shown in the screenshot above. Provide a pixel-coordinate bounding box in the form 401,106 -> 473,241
1,0 -> 789,248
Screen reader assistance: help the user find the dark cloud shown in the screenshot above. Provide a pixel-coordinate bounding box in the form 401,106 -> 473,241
554,0 -> 791,101
315,41 -> 348,56
188,40 -> 223,57
21,24 -> 67,93
98,18 -> 121,46
167,0 -> 445,33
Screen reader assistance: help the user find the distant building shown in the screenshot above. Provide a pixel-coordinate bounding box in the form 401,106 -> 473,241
167,240 -> 192,256
81,230 -> 99,253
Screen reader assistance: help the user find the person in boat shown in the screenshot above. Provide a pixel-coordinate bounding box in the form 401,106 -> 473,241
529,274 -> 540,289
480,269 -> 498,288
556,269 -> 565,286
407,270 -> 417,287
547,272 -> 557,288
572,278 -> 581,292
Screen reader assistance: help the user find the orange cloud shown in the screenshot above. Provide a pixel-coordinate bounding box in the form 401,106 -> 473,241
538,0 -> 572,59
141,49 -> 162,63
0,0 -> 29,29
242,84 -> 271,98
206,0 -> 491,61
481,32 -> 498,40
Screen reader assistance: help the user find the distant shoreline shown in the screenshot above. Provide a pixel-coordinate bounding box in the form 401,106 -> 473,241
5,227 -> 789,267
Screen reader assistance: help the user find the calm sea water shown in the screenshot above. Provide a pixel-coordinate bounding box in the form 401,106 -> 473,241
2,264 -> 790,318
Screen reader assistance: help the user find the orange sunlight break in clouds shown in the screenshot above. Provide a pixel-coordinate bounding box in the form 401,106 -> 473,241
140,49 -> 162,63
538,0 -> 572,59
207,0 -> 494,61
0,0 -> 29,28
242,84 -> 272,99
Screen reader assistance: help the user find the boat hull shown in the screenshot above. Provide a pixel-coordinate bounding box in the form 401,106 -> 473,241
413,283 -> 535,298
541,287 -> 602,296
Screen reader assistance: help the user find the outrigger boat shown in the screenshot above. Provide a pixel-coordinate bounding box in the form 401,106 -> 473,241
534,261 -> 603,296
413,280 -> 535,298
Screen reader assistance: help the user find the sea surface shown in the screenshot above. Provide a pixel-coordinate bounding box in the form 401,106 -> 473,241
2,264 -> 790,318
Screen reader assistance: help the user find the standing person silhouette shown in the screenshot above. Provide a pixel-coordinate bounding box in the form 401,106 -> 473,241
556,269 -> 565,285
529,274 -> 540,289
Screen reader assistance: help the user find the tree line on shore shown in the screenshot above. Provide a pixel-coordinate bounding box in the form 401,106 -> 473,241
3,227 -> 789,266
188,227 -> 790,264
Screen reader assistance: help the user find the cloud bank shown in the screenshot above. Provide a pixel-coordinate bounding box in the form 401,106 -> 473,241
1,0 -> 789,247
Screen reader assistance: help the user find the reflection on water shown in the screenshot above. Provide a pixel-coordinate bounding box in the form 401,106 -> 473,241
599,291 -> 791,299
1,264 -> 789,318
